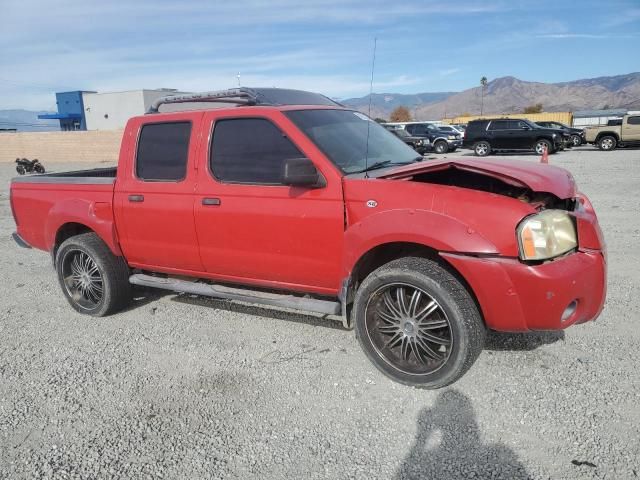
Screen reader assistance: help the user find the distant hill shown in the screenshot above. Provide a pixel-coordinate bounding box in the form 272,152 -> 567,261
343,72 -> 640,121
342,92 -> 456,120
0,110 -> 59,132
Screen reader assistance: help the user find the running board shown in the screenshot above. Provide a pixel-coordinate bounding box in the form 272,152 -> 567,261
129,274 -> 341,316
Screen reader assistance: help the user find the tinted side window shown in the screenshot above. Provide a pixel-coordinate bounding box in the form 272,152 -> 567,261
136,122 -> 191,181
488,120 -> 509,131
628,116 -> 640,125
211,118 -> 303,184
510,121 -> 528,129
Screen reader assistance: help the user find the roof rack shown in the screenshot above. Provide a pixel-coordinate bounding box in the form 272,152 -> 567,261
147,87 -> 341,114
147,88 -> 256,113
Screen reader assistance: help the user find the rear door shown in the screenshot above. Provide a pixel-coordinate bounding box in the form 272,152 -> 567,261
193,109 -> 345,295
113,112 -> 204,272
622,115 -> 640,141
487,120 -> 510,148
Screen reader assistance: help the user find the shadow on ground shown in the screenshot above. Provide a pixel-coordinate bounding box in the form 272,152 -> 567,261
484,330 -> 565,351
395,390 -> 530,480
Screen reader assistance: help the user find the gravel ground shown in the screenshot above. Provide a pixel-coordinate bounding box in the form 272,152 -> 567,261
1,146 -> 639,479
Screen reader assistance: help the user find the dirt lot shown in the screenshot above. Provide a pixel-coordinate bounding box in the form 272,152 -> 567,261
1,146 -> 638,479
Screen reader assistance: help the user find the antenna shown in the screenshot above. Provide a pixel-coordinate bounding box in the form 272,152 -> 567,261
364,37 -> 377,178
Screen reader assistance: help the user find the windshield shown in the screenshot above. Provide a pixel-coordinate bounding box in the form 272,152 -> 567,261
285,109 -> 420,173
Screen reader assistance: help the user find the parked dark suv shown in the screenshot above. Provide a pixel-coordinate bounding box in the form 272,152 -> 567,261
536,121 -> 585,146
463,118 -> 564,156
384,123 -> 462,154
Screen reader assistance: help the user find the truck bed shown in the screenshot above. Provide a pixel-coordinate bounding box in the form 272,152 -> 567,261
10,167 -> 117,251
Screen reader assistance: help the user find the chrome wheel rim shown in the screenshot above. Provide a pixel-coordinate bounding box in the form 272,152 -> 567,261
62,249 -> 104,310
572,136 -> 581,146
535,142 -> 547,154
601,138 -> 613,150
364,283 -> 453,375
476,144 -> 487,155
435,142 -> 446,153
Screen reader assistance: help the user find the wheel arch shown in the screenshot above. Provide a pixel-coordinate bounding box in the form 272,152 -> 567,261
595,131 -> 620,142
342,241 -> 484,329
46,199 -> 123,261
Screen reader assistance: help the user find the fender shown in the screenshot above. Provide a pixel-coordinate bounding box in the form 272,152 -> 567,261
45,198 -> 122,256
343,208 -> 499,277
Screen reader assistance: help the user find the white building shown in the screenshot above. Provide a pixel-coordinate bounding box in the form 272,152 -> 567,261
83,89 -> 188,130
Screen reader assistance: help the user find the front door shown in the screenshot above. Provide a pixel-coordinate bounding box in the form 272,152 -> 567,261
114,113 -> 204,272
622,115 -> 640,141
193,111 -> 344,295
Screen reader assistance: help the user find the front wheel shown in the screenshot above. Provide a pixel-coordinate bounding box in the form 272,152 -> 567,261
571,134 -> 582,146
16,165 -> 26,175
434,140 -> 449,154
353,257 -> 485,389
597,135 -> 617,151
535,139 -> 552,155
55,232 -> 132,316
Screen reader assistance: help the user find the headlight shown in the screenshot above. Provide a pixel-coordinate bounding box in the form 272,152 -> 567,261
552,133 -> 557,138
448,135 -> 456,140
517,210 -> 577,261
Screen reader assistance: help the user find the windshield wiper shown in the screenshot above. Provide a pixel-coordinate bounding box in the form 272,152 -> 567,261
356,158 -> 421,174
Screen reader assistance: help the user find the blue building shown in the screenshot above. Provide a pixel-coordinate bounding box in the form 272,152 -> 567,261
38,91 -> 95,130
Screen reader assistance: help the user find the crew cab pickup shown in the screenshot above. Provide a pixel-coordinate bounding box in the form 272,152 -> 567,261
584,113 -> 640,150
10,88 -> 607,388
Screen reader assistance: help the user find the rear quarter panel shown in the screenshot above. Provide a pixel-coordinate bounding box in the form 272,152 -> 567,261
11,181 -> 119,254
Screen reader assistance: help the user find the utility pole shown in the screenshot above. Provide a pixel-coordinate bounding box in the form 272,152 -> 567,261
237,72 -> 241,87
480,76 -> 488,116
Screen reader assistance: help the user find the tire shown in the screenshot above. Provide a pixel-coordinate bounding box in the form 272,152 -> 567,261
597,135 -> 617,151
535,139 -> 552,155
16,165 -> 26,175
434,140 -> 449,154
571,134 -> 582,146
473,141 -> 490,157
353,257 -> 485,389
34,163 -> 45,174
55,232 -> 131,316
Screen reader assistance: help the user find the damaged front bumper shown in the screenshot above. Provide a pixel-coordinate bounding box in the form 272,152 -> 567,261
441,250 -> 606,332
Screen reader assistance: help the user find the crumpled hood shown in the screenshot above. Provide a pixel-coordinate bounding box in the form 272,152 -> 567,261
377,157 -> 577,199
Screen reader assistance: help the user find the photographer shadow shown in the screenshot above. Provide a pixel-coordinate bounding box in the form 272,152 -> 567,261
395,390 -> 530,480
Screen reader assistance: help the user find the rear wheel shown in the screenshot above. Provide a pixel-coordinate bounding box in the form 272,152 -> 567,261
597,135 -> 617,151
16,165 -> 26,175
473,141 -> 490,157
434,140 -> 449,154
353,257 -> 485,389
34,163 -> 45,174
55,233 -> 131,316
535,139 -> 552,155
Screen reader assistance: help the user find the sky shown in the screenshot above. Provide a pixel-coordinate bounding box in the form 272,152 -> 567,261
1,0 -> 639,111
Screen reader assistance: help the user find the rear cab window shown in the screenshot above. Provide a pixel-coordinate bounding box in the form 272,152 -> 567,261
136,122 -> 191,181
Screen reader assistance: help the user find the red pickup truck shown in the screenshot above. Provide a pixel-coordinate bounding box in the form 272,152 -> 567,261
10,88 -> 606,388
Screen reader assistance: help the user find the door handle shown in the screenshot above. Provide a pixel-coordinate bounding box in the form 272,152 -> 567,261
128,194 -> 144,202
202,197 -> 221,206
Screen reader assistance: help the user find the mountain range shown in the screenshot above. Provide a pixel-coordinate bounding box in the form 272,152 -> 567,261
343,72 -> 640,120
2,72 -> 639,130
0,110 -> 59,132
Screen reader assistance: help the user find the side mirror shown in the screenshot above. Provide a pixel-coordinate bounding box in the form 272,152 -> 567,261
282,158 -> 323,187
521,125 -> 531,130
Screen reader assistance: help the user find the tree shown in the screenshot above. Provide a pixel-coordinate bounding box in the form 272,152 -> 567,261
480,77 -> 488,115
390,106 -> 412,122
374,117 -> 387,124
522,103 -> 543,114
